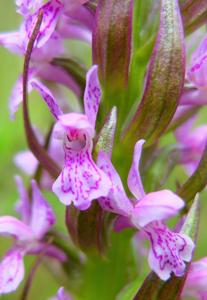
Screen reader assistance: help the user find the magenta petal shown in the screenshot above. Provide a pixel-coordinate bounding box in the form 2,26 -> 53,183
113,216 -> 133,232
30,180 -> 55,238
14,150 -> 38,176
0,31 -> 23,55
188,35 -> 207,88
53,149 -> 111,209
97,151 -> 133,216
31,79 -> 63,119
145,222 -> 194,281
28,242 -> 67,262
16,0 -> 43,15
38,64 -> 82,98
58,15 -> 92,44
15,176 -> 31,224
182,258 -> 207,299
131,190 -> 184,228
22,0 -> 63,48
57,287 -> 72,300
188,54 -> 207,88
180,87 -> 207,106
84,65 -> 102,128
127,140 -> 145,200
55,113 -> 95,138
0,248 -> 25,294
9,74 -> 33,119
0,216 -> 34,241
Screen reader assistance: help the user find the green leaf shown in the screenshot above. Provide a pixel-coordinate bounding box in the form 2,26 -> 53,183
116,278 -> 142,300
122,0 -> 185,148
142,146 -> 181,191
93,0 -> 133,130
180,0 -> 207,34
133,197 -> 200,300
94,106 -> 117,158
126,0 -> 160,110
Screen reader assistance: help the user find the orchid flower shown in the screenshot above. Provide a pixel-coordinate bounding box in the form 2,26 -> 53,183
0,0 -> 92,118
33,64 -> 111,209
97,140 -> 194,280
181,257 -> 207,300
0,176 -> 66,294
175,116 -> 207,175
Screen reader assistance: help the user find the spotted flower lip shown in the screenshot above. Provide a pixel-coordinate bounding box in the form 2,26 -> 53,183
0,177 -> 66,295
97,140 -> 194,280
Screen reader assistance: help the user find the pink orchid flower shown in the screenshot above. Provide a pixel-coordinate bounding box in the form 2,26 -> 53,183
33,65 -> 111,209
0,176 -> 66,294
0,0 -> 92,118
181,257 -> 207,300
97,140 -> 194,280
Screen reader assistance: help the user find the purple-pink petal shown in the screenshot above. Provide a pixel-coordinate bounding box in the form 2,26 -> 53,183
84,65 -> 102,128
55,113 -> 95,138
182,257 -> 207,299
0,248 -> 25,294
14,150 -> 38,176
31,78 -> 63,119
127,139 -> 145,200
57,15 -> 92,44
57,287 -> 72,300
16,0 -> 43,14
22,0 -> 63,48
15,176 -> 31,224
30,180 -> 56,239
188,35 -> 207,89
97,151 -> 133,216
9,73 -> 33,119
28,243 -> 67,262
131,190 -> 184,228
0,31 -> 23,55
0,216 -> 34,241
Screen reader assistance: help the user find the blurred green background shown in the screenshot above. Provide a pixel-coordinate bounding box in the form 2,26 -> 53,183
0,2 -> 207,300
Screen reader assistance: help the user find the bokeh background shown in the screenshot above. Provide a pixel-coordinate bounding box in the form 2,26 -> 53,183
0,1 -> 207,299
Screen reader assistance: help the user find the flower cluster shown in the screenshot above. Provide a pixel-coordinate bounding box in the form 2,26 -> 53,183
1,0 -> 207,299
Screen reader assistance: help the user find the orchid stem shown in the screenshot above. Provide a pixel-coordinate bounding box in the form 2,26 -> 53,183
20,238 -> 53,300
23,10 -> 60,179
